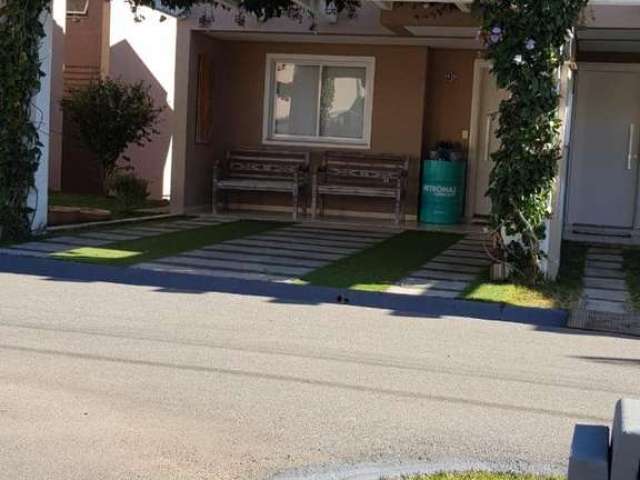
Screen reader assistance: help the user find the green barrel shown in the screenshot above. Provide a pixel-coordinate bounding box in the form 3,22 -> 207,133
420,159 -> 466,225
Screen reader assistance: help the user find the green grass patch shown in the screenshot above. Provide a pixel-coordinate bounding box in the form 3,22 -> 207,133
462,241 -> 588,309
49,192 -> 168,219
405,473 -> 562,480
52,220 -> 285,266
623,247 -> 640,312
301,230 -> 462,291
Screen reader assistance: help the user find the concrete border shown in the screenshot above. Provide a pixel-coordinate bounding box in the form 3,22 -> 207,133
568,309 -> 640,336
46,213 -> 182,233
0,254 -> 568,330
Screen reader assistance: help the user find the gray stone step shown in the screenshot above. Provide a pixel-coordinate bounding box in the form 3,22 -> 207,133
420,289 -> 461,298
134,262 -> 291,282
584,277 -> 628,291
154,255 -> 312,277
399,278 -> 468,291
178,250 -> 326,269
587,253 -> 624,263
202,244 -> 342,262
590,247 -> 623,255
431,254 -> 491,267
167,221 -> 217,229
424,261 -> 485,274
0,248 -> 50,258
249,234 -> 365,250
588,260 -> 625,270
410,269 -> 478,282
447,243 -> 486,253
113,228 -> 165,237
289,225 -> 390,239
185,218 -> 226,225
584,299 -> 628,314
115,226 -> 171,234
227,238 -> 353,255
584,267 -> 626,279
387,286 -> 459,298
440,248 -> 488,260
263,230 -> 376,246
76,232 -> 138,242
11,242 -> 74,253
45,236 -> 108,247
583,288 -> 628,302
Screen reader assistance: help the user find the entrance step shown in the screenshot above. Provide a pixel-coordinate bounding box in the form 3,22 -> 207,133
584,277 -> 627,291
584,267 -> 626,279
583,288 -> 628,303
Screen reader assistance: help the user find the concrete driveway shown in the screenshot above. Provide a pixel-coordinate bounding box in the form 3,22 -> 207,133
1,262 -> 639,480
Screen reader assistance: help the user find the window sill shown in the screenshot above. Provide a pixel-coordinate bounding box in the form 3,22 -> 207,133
262,138 -> 371,150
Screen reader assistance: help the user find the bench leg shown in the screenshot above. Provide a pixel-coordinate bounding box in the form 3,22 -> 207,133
394,193 -> 402,226
292,187 -> 299,221
212,181 -> 218,215
311,184 -> 318,220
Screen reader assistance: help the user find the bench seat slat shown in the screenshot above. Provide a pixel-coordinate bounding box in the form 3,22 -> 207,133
217,179 -> 297,192
317,185 -> 397,197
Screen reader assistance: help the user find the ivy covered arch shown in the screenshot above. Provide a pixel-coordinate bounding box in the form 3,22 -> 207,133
1,0 -> 587,280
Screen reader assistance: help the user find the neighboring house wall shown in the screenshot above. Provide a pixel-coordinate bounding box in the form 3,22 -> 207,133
60,0 -> 105,194
109,0 -> 177,200
48,0 -> 66,193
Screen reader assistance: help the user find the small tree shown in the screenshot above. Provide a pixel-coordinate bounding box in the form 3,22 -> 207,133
61,78 -> 162,194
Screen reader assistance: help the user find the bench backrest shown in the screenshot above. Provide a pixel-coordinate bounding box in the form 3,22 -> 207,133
225,148 -> 310,180
321,151 -> 409,186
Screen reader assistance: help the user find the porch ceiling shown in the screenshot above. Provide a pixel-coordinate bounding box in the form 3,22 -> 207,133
205,30 -> 481,49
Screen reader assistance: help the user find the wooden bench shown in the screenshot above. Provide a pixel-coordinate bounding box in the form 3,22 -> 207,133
311,151 -> 409,225
212,148 -> 310,220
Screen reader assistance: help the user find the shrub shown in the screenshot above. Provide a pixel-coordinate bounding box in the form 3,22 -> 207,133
109,174 -> 150,213
61,78 -> 162,194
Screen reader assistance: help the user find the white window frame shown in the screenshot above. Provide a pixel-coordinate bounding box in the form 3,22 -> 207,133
66,0 -> 89,16
262,53 -> 375,149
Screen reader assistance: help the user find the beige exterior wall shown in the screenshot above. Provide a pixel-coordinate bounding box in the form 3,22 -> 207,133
179,38 -> 430,217
182,34 -> 230,209
423,48 -> 478,154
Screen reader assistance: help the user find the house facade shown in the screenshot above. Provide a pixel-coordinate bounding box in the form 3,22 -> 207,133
46,0 -> 640,278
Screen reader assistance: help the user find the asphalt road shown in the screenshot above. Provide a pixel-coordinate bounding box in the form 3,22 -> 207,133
1,263 -> 639,480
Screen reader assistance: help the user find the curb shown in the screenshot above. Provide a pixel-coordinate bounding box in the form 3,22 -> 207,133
0,254 -> 568,329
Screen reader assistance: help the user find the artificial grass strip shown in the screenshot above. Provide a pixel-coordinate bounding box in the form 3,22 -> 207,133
462,241 -> 588,309
301,230 -> 462,291
623,247 -> 640,312
52,220 -> 286,266
406,473 -> 562,480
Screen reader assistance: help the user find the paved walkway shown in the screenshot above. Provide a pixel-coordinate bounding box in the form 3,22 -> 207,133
0,216 -> 231,258
388,233 -> 490,298
580,246 -> 631,314
134,224 -> 391,282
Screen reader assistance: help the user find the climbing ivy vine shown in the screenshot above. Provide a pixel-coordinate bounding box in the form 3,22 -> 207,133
474,0 -> 588,279
0,0 -> 50,241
